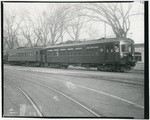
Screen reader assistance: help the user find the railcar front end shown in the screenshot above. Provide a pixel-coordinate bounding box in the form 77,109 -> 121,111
119,39 -> 137,71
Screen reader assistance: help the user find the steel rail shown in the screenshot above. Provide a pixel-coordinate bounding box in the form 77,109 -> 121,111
5,80 -> 43,117
24,73 -> 144,109
6,74 -> 101,117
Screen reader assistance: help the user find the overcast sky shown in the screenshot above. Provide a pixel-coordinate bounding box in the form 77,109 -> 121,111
3,2 -> 144,44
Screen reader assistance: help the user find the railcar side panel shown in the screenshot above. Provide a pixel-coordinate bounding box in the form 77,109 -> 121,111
45,42 -> 119,65
8,48 -> 42,63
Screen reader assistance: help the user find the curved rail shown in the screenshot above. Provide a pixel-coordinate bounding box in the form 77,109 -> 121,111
6,80 -> 43,117
6,74 -> 101,117
23,73 -> 144,109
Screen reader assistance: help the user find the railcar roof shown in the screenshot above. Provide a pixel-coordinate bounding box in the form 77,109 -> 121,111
7,47 -> 43,52
44,38 -> 133,49
6,38 -> 133,52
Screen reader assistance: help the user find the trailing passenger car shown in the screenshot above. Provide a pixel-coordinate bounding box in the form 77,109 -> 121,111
7,47 -> 43,66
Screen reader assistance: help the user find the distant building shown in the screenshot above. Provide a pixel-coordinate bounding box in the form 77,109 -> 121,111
134,43 -> 144,63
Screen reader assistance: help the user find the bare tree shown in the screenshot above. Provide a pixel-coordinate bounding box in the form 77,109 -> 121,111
45,5 -> 69,45
21,15 -> 36,47
28,10 -> 50,47
21,10 -> 48,47
4,12 -> 24,49
79,3 -> 143,38
64,5 -> 87,41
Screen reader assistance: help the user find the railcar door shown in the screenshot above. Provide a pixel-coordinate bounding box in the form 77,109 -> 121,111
114,44 -> 120,61
40,50 -> 46,62
105,44 -> 115,61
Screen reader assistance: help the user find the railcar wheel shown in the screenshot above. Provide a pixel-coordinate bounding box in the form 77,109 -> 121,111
118,67 -> 124,72
64,65 -> 68,69
85,65 -> 89,70
97,66 -> 101,71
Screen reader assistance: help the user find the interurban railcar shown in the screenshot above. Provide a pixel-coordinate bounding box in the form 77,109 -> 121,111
6,38 -> 136,72
7,47 -> 43,66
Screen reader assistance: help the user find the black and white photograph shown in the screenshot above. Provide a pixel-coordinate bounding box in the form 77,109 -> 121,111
2,1 -> 148,119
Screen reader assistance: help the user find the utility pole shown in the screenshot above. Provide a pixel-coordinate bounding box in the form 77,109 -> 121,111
104,21 -> 106,38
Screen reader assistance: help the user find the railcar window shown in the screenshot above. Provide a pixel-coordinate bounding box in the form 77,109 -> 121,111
60,51 -> 63,55
53,51 -> 58,56
95,49 -> 98,55
53,51 -> 59,56
110,47 -> 114,52
86,46 -> 99,55
60,51 -> 65,55
49,52 -> 53,56
64,50 -> 67,55
121,44 -> 130,52
132,44 -> 135,52
122,45 -> 126,52
106,47 -> 112,53
115,45 -> 119,52
48,49 -> 53,56
68,50 -> 73,55
75,48 -> 82,55
56,51 -> 59,56
107,49 -> 109,53
60,49 -> 66,56
54,49 -> 59,56
75,50 -> 81,55
129,45 -> 131,52
53,51 -> 56,56
67,48 -> 73,55
65,51 -> 67,55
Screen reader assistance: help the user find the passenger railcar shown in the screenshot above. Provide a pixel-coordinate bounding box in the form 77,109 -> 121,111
42,38 -> 136,71
7,47 -> 43,66
6,38 -> 136,72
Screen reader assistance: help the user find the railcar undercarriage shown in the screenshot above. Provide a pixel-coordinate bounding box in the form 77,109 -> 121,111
7,61 -> 134,72
97,64 -> 134,72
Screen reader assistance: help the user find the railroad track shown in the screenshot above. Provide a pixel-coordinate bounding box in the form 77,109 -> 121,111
5,74 -> 101,117
30,74 -> 145,109
6,74 -> 144,110
4,80 -> 43,117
